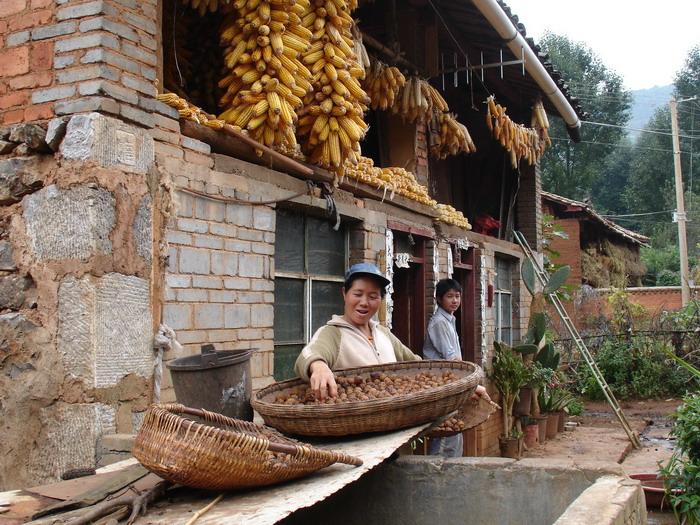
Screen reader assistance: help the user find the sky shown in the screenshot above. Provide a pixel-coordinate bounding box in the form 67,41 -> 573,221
504,0 -> 700,91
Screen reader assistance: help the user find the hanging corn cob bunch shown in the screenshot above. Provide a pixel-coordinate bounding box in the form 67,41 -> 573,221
393,77 -> 449,123
343,156 -> 437,207
531,99 -> 551,148
182,0 -> 229,17
429,112 -> 476,159
436,204 -> 471,230
363,58 -> 406,111
350,24 -> 370,78
158,92 -> 237,131
486,95 -> 546,168
297,0 -> 370,172
217,0 -> 314,153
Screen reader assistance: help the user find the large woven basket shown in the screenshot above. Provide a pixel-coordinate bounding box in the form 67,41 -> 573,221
133,403 -> 362,490
425,397 -> 500,438
252,360 -> 483,436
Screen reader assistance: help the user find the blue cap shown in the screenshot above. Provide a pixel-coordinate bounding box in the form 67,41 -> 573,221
344,262 -> 391,288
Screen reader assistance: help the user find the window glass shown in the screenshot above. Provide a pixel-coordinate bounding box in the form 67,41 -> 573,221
275,210 -> 304,273
311,281 -> 344,333
273,344 -> 304,381
273,278 -> 305,343
273,210 -> 346,380
308,216 -> 345,275
496,258 -> 512,291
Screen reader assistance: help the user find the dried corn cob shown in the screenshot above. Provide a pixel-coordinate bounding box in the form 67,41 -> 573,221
486,95 -> 547,168
217,0 -> 313,156
429,112 -> 476,159
363,58 -> 406,111
436,204 -> 471,230
181,0 -> 229,16
297,0 -> 370,173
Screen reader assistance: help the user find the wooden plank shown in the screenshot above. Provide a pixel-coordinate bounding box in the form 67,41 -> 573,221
180,121 -> 314,180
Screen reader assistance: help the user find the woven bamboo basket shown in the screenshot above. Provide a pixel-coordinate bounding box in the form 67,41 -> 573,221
425,397 -> 500,438
252,360 -> 483,436
133,403 -> 362,490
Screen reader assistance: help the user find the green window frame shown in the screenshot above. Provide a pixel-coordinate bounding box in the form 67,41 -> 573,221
273,209 -> 347,380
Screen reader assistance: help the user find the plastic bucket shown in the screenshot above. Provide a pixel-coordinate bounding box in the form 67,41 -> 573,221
166,345 -> 254,421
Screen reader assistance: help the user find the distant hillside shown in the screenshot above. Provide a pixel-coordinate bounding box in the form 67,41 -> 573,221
628,84 -> 673,139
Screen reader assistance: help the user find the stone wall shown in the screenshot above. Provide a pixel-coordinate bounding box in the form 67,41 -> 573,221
0,114 -> 157,489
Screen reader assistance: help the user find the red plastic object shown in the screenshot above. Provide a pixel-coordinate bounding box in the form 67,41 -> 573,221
628,474 -> 670,509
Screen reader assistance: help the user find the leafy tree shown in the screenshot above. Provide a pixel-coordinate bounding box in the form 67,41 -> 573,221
538,33 -> 632,202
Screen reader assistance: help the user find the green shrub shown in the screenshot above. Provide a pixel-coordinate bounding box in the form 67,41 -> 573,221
575,336 -> 698,400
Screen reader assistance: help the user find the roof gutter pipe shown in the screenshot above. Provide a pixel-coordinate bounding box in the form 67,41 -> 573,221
470,0 -> 582,142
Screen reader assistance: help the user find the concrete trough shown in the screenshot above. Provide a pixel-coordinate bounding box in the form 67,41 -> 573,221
280,457 -> 647,525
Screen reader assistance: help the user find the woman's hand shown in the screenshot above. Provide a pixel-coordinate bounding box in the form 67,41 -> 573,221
309,360 -> 338,401
471,385 -> 491,402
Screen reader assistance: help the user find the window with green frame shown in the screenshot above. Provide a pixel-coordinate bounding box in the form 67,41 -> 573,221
273,209 -> 347,380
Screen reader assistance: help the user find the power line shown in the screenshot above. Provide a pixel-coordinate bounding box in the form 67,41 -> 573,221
582,120 -> 700,140
602,210 -> 675,217
549,136 -> 698,155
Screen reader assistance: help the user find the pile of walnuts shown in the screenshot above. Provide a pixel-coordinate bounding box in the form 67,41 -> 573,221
274,371 -> 459,405
433,416 -> 467,434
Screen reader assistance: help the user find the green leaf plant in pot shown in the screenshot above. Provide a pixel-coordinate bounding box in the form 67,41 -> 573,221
539,382 -> 574,439
491,341 -> 530,459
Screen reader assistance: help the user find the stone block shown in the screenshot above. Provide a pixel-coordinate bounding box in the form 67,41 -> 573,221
0,274 -> 33,310
55,96 -> 120,116
177,218 -> 208,234
177,288 -> 208,301
0,241 -> 16,270
9,123 -> 48,151
28,403 -> 116,485
32,21 -> 77,40
57,1 -> 106,21
55,33 -> 119,53
100,433 -> 134,452
223,277 -> 249,289
121,42 -> 156,66
163,303 -> 192,330
165,231 -> 191,245
165,274 -> 190,288
191,275 -> 221,289
58,273 -> 152,388
239,254 -> 264,278
226,203 -> 253,227
0,157 -> 45,205
60,113 -> 154,174
194,304 -> 224,329
224,304 -> 250,328
54,55 -> 76,69
58,64 -> 119,84
45,117 -> 68,151
132,193 -> 152,263
120,103 -> 155,129
23,185 -> 116,262
211,252 -> 238,276
253,207 -> 275,231
193,235 -> 223,250
251,304 -> 273,328
0,141 -> 17,154
194,199 -> 225,222
7,31 -> 30,47
79,17 -> 138,41
181,136 -> 211,154
179,247 -> 210,275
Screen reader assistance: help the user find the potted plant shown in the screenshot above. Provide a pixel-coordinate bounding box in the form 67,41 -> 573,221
521,415 -> 539,448
539,385 -> 574,439
491,341 -> 529,459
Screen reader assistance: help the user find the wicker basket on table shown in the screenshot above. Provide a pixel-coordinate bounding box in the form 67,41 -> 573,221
252,360 -> 483,437
132,404 -> 362,490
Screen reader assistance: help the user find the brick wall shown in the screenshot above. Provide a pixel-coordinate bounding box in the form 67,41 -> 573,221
548,218 -> 581,286
0,0 -> 170,127
516,163 -> 542,252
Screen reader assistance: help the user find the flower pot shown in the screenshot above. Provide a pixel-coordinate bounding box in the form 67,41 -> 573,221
535,415 -> 548,443
545,413 -> 559,439
499,437 -> 520,459
514,387 -> 532,416
555,410 -> 566,432
524,424 -> 539,448
628,473 -> 682,509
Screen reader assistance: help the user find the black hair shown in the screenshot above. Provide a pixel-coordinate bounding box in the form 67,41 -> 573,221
344,273 -> 387,298
435,278 -> 462,299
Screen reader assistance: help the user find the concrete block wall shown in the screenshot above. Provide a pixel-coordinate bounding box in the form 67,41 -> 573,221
0,0 -> 173,127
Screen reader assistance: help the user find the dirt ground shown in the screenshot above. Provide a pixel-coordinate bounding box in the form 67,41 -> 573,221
522,398 -> 681,525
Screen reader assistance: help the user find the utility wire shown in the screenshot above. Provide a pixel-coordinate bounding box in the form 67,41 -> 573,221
602,210 -> 676,217
549,136 -> 698,155
582,120 -> 700,139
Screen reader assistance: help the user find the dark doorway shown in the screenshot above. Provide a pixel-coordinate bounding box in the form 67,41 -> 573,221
390,236 -> 426,355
